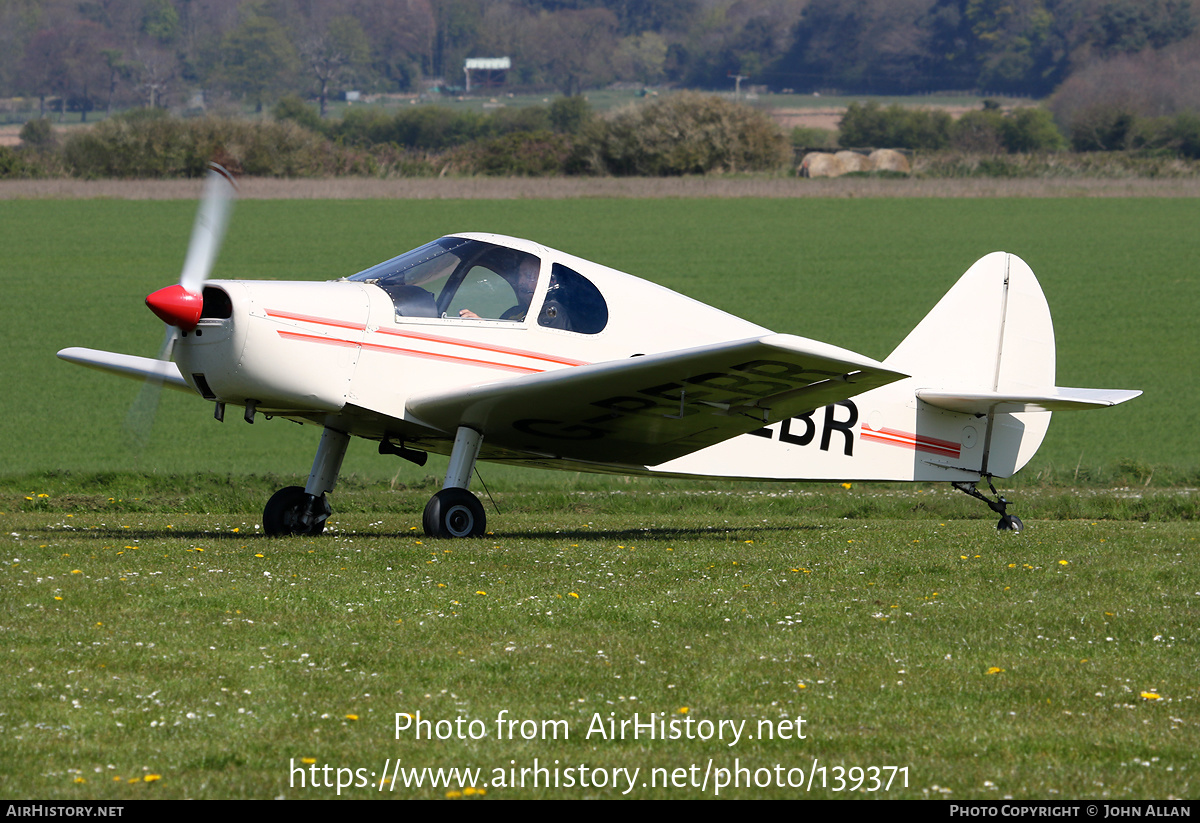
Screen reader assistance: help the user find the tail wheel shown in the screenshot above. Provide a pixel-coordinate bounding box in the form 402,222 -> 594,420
997,514 -> 1024,532
423,488 -> 485,538
264,486 -> 330,537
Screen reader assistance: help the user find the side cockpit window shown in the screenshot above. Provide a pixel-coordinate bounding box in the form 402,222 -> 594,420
538,263 -> 609,334
347,238 -> 540,322
448,249 -> 540,321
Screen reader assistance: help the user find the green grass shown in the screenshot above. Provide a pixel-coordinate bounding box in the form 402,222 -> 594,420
1,502 -> 1194,799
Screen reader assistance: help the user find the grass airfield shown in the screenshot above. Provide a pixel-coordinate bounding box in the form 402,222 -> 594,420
3,498 -> 1194,799
0,194 -> 1196,799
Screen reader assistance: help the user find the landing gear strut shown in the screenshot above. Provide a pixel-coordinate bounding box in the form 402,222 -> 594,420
263,425 -> 349,537
423,426 -> 486,538
953,476 -> 1024,532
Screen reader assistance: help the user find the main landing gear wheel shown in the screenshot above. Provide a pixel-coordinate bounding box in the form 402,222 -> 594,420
263,485 -> 331,537
423,488 -> 486,538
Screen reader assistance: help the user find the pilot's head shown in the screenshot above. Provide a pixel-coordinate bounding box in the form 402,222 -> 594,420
511,256 -> 539,301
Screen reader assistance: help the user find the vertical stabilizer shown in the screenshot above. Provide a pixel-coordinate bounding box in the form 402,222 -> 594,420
883,252 -> 1053,476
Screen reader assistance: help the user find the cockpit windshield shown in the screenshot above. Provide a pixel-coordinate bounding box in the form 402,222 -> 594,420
347,237 -> 541,322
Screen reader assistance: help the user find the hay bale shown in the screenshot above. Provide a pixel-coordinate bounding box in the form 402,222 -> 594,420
835,150 -> 873,172
800,152 -> 846,178
868,148 -> 911,174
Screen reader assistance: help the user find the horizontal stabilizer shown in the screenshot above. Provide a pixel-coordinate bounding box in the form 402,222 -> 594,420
917,387 -> 1142,415
57,347 -> 191,392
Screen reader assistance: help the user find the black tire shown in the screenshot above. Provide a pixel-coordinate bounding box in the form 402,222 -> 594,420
996,514 -> 1024,533
423,488 -> 486,538
263,485 -> 329,537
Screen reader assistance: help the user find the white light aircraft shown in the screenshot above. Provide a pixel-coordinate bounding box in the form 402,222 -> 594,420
58,165 -> 1140,538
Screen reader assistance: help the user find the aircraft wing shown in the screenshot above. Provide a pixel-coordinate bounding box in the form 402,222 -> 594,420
57,347 -> 192,392
405,334 -> 907,466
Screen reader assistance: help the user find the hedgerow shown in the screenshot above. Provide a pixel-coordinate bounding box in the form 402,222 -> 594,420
571,92 -> 791,176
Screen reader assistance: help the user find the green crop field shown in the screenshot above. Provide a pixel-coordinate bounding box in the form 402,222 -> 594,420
1,196 -> 1197,800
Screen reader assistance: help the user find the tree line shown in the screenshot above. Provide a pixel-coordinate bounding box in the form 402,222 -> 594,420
2,0 -> 1198,119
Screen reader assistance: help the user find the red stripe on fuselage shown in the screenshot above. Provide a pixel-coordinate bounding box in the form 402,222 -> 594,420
276,330 -> 543,374
860,427 -> 961,458
266,309 -> 365,331
376,327 -> 588,367
265,309 -> 588,368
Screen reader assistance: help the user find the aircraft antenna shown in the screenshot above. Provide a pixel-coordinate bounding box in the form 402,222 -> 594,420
474,467 -> 501,516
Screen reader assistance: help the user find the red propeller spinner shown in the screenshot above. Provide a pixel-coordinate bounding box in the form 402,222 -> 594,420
146,284 -> 203,332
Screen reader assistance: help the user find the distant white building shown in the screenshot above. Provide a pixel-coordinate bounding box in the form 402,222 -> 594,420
464,57 -> 511,92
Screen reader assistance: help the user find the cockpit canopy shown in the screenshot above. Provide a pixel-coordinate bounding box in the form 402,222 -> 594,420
347,236 -> 608,334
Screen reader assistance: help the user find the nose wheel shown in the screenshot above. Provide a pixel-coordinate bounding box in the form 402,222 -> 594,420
263,485 -> 331,536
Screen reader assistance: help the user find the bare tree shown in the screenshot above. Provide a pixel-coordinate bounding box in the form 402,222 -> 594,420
535,8 -> 619,96
18,21 -> 111,120
298,13 -> 370,116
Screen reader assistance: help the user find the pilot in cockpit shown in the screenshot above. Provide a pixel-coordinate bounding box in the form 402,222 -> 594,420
458,255 -> 540,321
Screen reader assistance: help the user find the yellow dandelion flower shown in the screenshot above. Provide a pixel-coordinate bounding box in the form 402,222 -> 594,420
301,758 -> 317,764
446,790 -> 463,799
797,683 -> 807,689
476,590 -> 487,595
842,482 -> 852,489
71,569 -> 82,574
678,707 -> 689,714
463,787 -> 478,796
345,714 -> 359,721
1141,692 -> 1162,700
54,596 -> 62,601
74,777 -> 86,784
986,667 -> 1004,675
144,774 -> 161,783
255,553 -> 264,558
569,592 -> 579,598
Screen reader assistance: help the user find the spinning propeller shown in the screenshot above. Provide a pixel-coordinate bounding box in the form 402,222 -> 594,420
125,162 -> 237,447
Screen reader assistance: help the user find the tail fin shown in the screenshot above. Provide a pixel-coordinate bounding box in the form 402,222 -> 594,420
648,253 -> 1138,485
881,252 -> 1139,479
